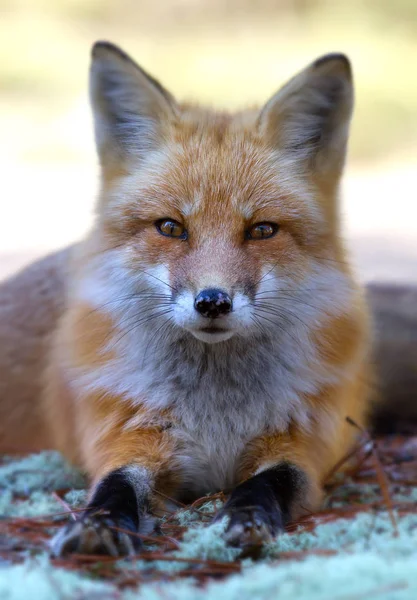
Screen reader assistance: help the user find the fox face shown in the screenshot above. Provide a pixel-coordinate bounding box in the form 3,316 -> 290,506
88,43 -> 354,347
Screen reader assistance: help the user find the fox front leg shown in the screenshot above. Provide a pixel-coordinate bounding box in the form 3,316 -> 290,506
45,374 -> 178,558
50,465 -> 157,557
215,462 -> 308,550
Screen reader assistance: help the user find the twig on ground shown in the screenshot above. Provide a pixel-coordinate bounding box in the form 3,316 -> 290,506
52,491 -> 77,521
346,416 -> 399,536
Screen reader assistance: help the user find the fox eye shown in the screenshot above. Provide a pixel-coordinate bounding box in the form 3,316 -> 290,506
246,222 -> 278,240
155,218 -> 187,239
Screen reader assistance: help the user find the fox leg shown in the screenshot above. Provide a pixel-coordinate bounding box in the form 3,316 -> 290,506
216,425 -> 333,549
49,391 -> 178,558
215,462 -> 307,549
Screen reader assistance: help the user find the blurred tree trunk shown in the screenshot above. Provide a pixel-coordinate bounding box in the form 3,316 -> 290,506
368,283 -> 417,432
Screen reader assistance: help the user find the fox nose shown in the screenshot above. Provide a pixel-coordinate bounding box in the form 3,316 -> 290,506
194,288 -> 233,319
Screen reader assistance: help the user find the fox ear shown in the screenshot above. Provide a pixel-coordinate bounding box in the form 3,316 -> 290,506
90,41 -> 177,168
258,54 -> 353,177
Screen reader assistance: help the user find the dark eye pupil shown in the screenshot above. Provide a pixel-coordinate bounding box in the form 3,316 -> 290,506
247,222 -> 277,240
258,225 -> 270,237
164,220 -> 177,235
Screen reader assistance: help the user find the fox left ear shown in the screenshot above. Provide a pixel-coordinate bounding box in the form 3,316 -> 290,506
90,41 -> 177,169
258,54 -> 353,178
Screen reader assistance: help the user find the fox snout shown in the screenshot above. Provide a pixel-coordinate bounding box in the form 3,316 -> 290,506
194,289 -> 233,319
170,281 -> 254,344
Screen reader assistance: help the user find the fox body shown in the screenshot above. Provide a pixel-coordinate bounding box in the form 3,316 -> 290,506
0,43 -> 372,555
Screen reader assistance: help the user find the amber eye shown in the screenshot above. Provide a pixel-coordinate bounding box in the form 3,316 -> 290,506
246,222 -> 278,240
155,218 -> 187,239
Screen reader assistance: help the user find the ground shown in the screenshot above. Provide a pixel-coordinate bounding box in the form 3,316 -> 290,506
1,429 -> 417,599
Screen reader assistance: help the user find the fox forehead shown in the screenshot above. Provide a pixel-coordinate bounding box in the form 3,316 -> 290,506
104,111 -> 321,229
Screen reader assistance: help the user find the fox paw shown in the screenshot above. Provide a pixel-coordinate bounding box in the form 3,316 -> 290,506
215,506 -> 280,549
50,514 -> 143,558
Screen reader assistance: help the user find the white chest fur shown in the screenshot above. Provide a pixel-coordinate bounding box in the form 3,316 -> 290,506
74,327 -> 328,493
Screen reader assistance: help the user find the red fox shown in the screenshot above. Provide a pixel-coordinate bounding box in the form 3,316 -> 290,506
0,42 -> 374,556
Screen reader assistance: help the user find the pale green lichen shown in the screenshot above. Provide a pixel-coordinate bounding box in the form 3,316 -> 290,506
128,549 -> 417,600
0,451 -> 85,496
0,490 -> 61,518
0,557 -> 115,600
63,489 -> 88,508
1,451 -> 417,600
173,498 -> 223,526
327,481 -> 417,509
266,512 -> 417,557
2,536 -> 417,600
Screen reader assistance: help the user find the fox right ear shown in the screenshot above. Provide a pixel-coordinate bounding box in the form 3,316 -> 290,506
90,41 -> 177,168
258,53 -> 353,179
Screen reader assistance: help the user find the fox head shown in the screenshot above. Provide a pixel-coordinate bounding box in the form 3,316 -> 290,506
89,42 -> 354,345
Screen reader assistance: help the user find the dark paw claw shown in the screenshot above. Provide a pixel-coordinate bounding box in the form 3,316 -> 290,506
215,506 -> 280,549
50,514 -> 141,558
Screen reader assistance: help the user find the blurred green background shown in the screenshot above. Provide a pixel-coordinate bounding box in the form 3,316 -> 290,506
0,0 -> 416,281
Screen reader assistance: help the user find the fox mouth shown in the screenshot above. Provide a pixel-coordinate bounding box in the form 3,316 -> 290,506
199,326 -> 228,334
190,324 -> 235,344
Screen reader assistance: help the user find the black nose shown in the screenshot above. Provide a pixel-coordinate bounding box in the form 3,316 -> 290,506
194,288 -> 233,319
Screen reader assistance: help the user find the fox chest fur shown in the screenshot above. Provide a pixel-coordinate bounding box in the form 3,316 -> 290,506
129,336 -> 312,495
66,257 -> 352,496
73,333 -> 308,495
